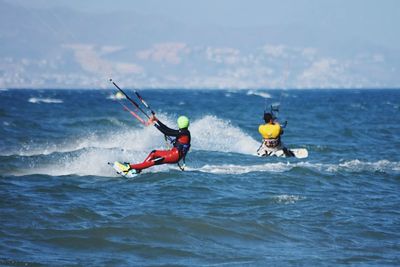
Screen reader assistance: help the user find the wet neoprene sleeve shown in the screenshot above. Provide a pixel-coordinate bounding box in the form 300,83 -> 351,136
154,120 -> 180,137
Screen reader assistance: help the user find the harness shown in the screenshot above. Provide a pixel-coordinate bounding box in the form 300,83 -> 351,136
174,142 -> 191,156
164,134 -> 191,171
174,141 -> 190,171
263,137 -> 281,148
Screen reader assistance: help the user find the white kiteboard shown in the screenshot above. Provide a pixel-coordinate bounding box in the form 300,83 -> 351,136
271,148 -> 308,159
258,148 -> 308,159
109,161 -> 139,178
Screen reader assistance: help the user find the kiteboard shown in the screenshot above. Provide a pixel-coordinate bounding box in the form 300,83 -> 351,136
109,161 -> 139,178
273,148 -> 308,158
258,148 -> 308,159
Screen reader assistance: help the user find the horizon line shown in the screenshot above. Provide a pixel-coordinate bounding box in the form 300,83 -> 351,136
3,87 -> 400,91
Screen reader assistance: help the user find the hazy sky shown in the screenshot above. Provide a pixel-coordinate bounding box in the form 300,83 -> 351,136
9,0 -> 400,44
2,0 -> 400,88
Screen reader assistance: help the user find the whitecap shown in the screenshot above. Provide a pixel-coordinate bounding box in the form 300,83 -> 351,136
190,160 -> 400,175
274,194 -> 304,204
246,90 -> 272,99
28,97 -> 63,104
107,92 -> 125,100
336,159 -> 400,173
191,162 -> 292,174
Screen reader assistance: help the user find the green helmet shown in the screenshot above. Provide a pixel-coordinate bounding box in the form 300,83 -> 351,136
177,116 -> 190,129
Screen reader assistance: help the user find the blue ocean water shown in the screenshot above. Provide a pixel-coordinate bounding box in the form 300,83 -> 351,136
0,88 -> 399,266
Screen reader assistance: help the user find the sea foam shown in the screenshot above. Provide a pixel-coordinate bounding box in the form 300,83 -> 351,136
8,115 -> 260,176
191,115 -> 259,155
7,115 -> 259,157
190,160 -> 400,175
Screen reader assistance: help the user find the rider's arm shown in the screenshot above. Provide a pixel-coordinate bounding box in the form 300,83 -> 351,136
154,119 -> 180,137
258,125 -> 263,136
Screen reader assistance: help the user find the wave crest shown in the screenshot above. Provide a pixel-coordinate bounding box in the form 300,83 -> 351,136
28,97 -> 63,104
246,90 -> 272,99
191,160 -> 400,175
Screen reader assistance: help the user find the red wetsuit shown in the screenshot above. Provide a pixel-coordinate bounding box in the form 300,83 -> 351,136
129,120 -> 191,171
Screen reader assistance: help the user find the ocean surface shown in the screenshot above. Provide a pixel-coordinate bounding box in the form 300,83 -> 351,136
1,88 -> 399,266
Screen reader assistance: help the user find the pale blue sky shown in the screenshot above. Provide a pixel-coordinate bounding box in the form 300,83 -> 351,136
9,0 -> 400,48
1,0 -> 400,88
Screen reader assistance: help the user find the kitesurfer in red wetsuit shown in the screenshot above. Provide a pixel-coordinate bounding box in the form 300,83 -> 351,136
128,115 -> 191,173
